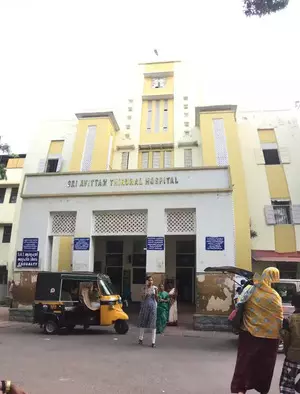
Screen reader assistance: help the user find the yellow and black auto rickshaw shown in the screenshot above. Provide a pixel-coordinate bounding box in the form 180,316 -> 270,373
33,272 -> 129,335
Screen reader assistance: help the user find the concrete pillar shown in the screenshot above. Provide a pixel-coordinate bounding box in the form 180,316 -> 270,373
72,210 -> 93,271
146,207 -> 166,286
50,237 -> 60,272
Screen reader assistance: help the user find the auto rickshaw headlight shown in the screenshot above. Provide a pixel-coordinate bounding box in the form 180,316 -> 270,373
43,304 -> 48,310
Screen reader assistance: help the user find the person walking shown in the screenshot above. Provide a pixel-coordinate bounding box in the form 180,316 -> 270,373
280,292 -> 300,393
168,286 -> 178,326
231,267 -> 283,394
138,275 -> 158,347
156,284 -> 170,334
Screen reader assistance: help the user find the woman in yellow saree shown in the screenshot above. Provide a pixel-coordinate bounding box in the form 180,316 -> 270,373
231,267 -> 283,394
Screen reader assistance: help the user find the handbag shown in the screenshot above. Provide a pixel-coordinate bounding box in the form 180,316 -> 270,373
228,303 -> 246,330
228,285 -> 256,331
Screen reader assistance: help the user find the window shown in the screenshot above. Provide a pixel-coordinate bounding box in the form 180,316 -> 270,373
142,152 -> 149,169
128,107 -> 133,112
163,151 -> 172,168
9,188 -> 18,204
0,188 -> 6,204
152,78 -> 165,88
121,152 -> 129,170
184,121 -> 189,127
128,99 -> 133,104
146,101 -> 152,132
152,151 -> 161,169
184,149 -> 192,168
272,200 -> 292,224
46,159 -> 59,173
184,113 -> 189,118
155,101 -> 160,133
263,149 -> 280,165
127,115 -> 132,120
163,100 -> 168,131
273,282 -> 296,303
183,96 -> 188,101
184,104 -> 188,110
2,225 -> 12,243
81,125 -> 96,172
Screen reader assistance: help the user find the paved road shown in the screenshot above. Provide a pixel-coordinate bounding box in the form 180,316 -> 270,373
0,324 -> 284,394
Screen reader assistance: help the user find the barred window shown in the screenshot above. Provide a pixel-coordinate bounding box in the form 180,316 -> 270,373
121,152 -> 129,170
272,200 -> 292,224
184,149 -> 192,168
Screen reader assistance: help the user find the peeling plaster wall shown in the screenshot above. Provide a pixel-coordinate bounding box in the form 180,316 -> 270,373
196,272 -> 234,315
12,271 -> 37,305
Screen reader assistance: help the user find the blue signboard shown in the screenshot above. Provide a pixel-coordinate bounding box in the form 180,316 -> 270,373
16,251 -> 39,268
205,237 -> 225,251
73,238 -> 90,251
22,238 -> 39,252
147,237 -> 165,251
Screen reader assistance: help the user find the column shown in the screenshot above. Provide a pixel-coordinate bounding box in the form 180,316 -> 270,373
146,207 -> 166,286
72,209 -> 93,272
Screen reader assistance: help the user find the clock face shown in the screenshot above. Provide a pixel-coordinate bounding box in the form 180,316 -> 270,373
152,78 -> 166,88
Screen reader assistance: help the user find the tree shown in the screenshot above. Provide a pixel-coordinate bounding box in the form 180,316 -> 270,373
244,0 -> 289,16
0,137 -> 11,180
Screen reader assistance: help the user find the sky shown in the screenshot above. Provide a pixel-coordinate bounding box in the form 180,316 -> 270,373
0,0 -> 299,153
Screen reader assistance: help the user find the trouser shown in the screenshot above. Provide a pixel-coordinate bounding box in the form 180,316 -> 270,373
139,328 -> 156,344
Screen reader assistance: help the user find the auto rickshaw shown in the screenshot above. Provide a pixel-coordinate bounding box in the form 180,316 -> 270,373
33,272 -> 129,335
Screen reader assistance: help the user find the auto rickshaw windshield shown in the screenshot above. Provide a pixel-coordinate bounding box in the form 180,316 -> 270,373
98,279 -> 116,295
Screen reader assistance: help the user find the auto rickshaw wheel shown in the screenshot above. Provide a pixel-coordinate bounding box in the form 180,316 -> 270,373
114,319 -> 129,335
43,320 -> 59,335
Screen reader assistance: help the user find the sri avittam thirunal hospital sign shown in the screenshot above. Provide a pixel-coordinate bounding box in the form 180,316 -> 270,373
67,176 -> 180,189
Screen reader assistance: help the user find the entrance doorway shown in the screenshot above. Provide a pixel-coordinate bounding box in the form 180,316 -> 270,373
176,239 -> 196,303
106,240 -> 123,296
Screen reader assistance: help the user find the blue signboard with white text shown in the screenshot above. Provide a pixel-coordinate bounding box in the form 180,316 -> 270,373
205,237 -> 225,251
16,251 -> 39,268
22,238 -> 39,252
147,237 -> 165,251
73,238 -> 90,251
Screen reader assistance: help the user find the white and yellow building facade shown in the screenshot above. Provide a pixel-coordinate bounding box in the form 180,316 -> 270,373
9,59 -> 300,306
0,154 -> 25,300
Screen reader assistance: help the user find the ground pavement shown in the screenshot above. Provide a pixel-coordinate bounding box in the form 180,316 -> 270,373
0,313 -> 284,394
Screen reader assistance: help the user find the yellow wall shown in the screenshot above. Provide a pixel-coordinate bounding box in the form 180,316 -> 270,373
258,129 -> 276,143
200,114 -> 217,166
265,165 -> 290,199
70,118 -> 116,171
58,237 -> 73,271
199,110 -> 251,270
91,119 -> 114,171
143,76 -> 174,96
48,140 -> 64,155
144,62 -> 174,74
139,99 -> 174,144
274,225 -> 296,253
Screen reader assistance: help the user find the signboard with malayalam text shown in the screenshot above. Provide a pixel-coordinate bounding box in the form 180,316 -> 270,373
147,237 -> 165,251
22,238 -> 39,252
16,251 -> 39,268
73,238 -> 90,251
205,237 -> 225,251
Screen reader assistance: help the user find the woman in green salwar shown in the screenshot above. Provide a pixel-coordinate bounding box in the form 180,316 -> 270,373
156,284 -> 170,334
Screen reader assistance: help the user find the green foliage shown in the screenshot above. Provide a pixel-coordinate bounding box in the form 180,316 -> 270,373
0,138 -> 11,180
243,0 -> 289,16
